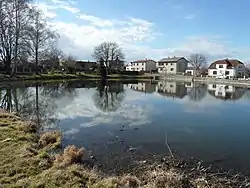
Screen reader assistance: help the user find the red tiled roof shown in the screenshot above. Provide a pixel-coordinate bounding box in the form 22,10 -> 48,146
208,59 -> 243,69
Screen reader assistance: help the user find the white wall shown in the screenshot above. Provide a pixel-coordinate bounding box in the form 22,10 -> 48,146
126,60 -> 156,71
208,66 -> 236,78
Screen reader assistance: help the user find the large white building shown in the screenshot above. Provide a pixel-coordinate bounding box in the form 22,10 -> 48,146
208,59 -> 247,79
126,59 -> 157,72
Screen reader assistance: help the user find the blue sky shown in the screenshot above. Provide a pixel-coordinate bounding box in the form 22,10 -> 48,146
37,0 -> 250,62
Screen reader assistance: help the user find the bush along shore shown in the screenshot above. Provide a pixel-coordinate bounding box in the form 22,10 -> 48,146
1,111 -> 250,188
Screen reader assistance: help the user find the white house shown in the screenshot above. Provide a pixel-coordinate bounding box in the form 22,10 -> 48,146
157,57 -> 188,74
208,59 -> 247,79
126,59 -> 157,72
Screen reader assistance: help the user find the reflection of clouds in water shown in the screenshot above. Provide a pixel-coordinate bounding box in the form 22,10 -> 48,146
153,89 -> 225,114
56,88 -> 154,129
179,93 -> 225,113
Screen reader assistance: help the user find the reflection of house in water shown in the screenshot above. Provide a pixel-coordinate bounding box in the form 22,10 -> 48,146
128,82 -> 156,93
207,84 -> 246,100
156,81 -> 187,98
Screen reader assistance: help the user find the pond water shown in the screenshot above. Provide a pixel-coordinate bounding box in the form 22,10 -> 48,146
1,80 -> 250,175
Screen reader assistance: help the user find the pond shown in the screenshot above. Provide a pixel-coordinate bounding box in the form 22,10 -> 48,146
1,80 -> 250,175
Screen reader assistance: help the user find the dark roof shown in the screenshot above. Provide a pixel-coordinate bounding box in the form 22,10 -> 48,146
158,57 -> 188,63
133,59 -> 155,63
76,61 -> 96,64
208,59 -> 244,69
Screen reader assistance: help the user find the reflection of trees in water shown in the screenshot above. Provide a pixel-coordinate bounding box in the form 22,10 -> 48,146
41,82 -> 77,99
93,80 -> 125,112
0,83 -> 60,128
187,84 -> 207,101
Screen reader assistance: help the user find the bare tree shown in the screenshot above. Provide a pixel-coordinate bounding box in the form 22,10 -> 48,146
189,53 -> 207,78
40,41 -> 62,70
26,7 -> 56,73
0,0 -> 32,75
92,42 -> 125,74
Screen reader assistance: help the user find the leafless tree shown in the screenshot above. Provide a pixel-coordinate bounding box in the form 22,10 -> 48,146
25,7 -> 56,73
0,0 -> 33,75
189,53 -> 207,77
40,41 -> 62,70
92,42 -> 125,74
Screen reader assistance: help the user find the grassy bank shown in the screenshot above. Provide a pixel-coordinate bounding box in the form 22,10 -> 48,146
0,73 -> 154,82
0,112 -> 249,187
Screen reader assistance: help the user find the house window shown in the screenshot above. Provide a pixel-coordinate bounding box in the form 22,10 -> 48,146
225,71 -> 229,75
142,68 -> 144,71
137,63 -> 139,66
166,63 -> 168,65
212,84 -> 216,88
137,68 -> 139,70
170,84 -> 173,88
171,63 -> 173,65
160,68 -> 163,71
170,68 -> 174,71
219,65 -> 223,68
141,63 -> 144,65
225,85 -> 229,89
213,71 -> 217,75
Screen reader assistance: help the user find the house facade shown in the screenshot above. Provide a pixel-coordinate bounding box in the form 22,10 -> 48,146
157,57 -> 188,74
126,59 -> 156,72
208,59 -> 247,78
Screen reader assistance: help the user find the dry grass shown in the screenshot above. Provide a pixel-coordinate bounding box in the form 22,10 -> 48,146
54,145 -> 87,167
39,131 -> 61,149
1,112 -> 250,188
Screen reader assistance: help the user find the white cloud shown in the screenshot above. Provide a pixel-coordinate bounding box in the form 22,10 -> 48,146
37,0 -> 246,61
51,0 -> 80,13
35,2 -> 57,18
79,14 -> 114,27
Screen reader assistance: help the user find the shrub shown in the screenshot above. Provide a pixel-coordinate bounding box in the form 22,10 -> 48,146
54,145 -> 87,167
39,131 -> 61,148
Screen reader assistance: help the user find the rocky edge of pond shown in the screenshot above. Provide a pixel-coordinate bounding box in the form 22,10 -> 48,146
0,111 -> 250,188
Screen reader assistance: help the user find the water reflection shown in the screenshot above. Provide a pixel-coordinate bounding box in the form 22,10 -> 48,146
127,81 -> 248,101
187,83 -> 207,101
128,82 -> 156,93
1,81 -> 250,174
93,80 -> 125,112
156,81 -> 187,99
207,84 -> 246,100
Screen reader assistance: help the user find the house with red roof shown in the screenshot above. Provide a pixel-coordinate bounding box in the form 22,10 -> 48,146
208,59 -> 247,79
126,59 -> 156,72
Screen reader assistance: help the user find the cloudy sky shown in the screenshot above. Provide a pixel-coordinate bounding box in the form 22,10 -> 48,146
36,0 -> 250,62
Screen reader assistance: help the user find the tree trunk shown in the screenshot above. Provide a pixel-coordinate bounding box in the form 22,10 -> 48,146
35,46 -> 38,74
35,84 -> 40,126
